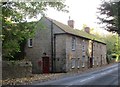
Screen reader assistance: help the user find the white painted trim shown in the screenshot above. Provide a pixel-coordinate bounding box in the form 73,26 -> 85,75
72,37 -> 76,51
28,38 -> 33,47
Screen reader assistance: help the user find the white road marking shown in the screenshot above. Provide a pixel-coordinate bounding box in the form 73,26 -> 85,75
65,83 -> 73,87
80,76 -> 95,82
100,68 -> 118,75
79,67 -> 118,83
35,64 -> 118,85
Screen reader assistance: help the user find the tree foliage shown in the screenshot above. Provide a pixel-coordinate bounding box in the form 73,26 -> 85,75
97,1 -> 120,35
104,34 -> 120,55
1,1 -> 68,60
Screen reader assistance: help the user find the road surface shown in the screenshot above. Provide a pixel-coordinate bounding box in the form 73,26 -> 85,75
32,63 -> 120,86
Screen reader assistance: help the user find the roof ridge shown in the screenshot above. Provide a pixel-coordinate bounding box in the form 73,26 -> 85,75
45,16 -> 70,33
43,16 -> 105,44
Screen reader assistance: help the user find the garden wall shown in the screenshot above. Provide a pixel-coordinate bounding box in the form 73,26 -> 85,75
2,61 -> 32,80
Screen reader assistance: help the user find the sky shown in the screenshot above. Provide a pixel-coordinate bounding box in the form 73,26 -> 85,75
46,0 -> 101,29
29,0 -> 111,35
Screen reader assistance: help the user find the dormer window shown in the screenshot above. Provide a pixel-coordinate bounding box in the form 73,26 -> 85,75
28,38 -> 33,47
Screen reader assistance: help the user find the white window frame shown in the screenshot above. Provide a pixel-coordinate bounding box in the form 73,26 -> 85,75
28,38 -> 33,47
82,40 -> 85,68
82,40 -> 85,51
71,58 -> 75,69
72,37 -> 76,51
77,58 -> 80,68
82,55 -> 85,68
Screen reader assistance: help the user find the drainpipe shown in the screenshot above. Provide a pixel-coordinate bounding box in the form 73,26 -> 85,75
54,35 -> 56,72
91,40 -> 94,68
51,20 -> 54,73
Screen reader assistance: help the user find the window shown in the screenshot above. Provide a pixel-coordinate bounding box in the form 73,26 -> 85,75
82,40 -> 85,68
82,55 -> 85,68
77,58 -> 80,68
28,38 -> 33,47
82,45 -> 85,51
72,37 -> 76,50
92,57 -> 94,66
82,40 -> 85,51
71,58 -> 75,69
82,50 -> 85,55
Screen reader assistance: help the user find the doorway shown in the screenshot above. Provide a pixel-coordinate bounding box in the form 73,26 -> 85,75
90,57 -> 93,68
42,57 -> 49,73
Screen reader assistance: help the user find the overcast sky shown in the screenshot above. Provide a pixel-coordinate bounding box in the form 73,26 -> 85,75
46,0 -> 101,29
29,0 -> 110,35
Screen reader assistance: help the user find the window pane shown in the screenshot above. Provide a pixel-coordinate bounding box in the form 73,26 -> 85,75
30,39 -> 32,46
71,58 -> 75,68
72,37 -> 76,50
82,56 -> 85,67
28,38 -> 33,47
77,58 -> 80,68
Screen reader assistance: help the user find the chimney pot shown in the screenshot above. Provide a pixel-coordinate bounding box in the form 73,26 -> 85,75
68,20 -> 74,28
84,27 -> 90,33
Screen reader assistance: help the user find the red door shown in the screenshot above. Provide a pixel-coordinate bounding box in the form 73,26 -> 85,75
42,57 -> 49,73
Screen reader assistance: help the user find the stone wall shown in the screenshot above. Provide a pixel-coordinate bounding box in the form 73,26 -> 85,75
55,34 -> 66,72
25,17 -> 52,74
25,17 -> 65,73
65,34 -> 89,71
93,42 -> 107,67
2,61 -> 32,80
24,17 -> 107,73
64,34 -> 107,72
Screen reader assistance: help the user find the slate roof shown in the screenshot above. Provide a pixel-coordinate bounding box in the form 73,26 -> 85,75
45,17 -> 106,44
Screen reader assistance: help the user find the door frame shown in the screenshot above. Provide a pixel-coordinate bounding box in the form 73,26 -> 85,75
42,56 -> 50,73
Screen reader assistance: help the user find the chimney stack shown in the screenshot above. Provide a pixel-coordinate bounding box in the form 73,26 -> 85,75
68,20 -> 74,28
84,27 -> 90,33
68,16 -> 74,28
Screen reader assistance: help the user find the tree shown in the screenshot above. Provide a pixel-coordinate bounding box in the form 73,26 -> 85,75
97,1 -> 120,35
1,1 -> 68,60
104,34 -> 120,54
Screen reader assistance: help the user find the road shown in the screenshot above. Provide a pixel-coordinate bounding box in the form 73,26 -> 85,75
32,63 -> 119,86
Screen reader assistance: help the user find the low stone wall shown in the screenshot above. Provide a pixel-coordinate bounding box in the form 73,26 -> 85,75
2,61 -> 32,80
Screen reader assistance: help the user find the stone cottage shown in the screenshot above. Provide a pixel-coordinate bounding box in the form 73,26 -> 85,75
25,16 -> 107,74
